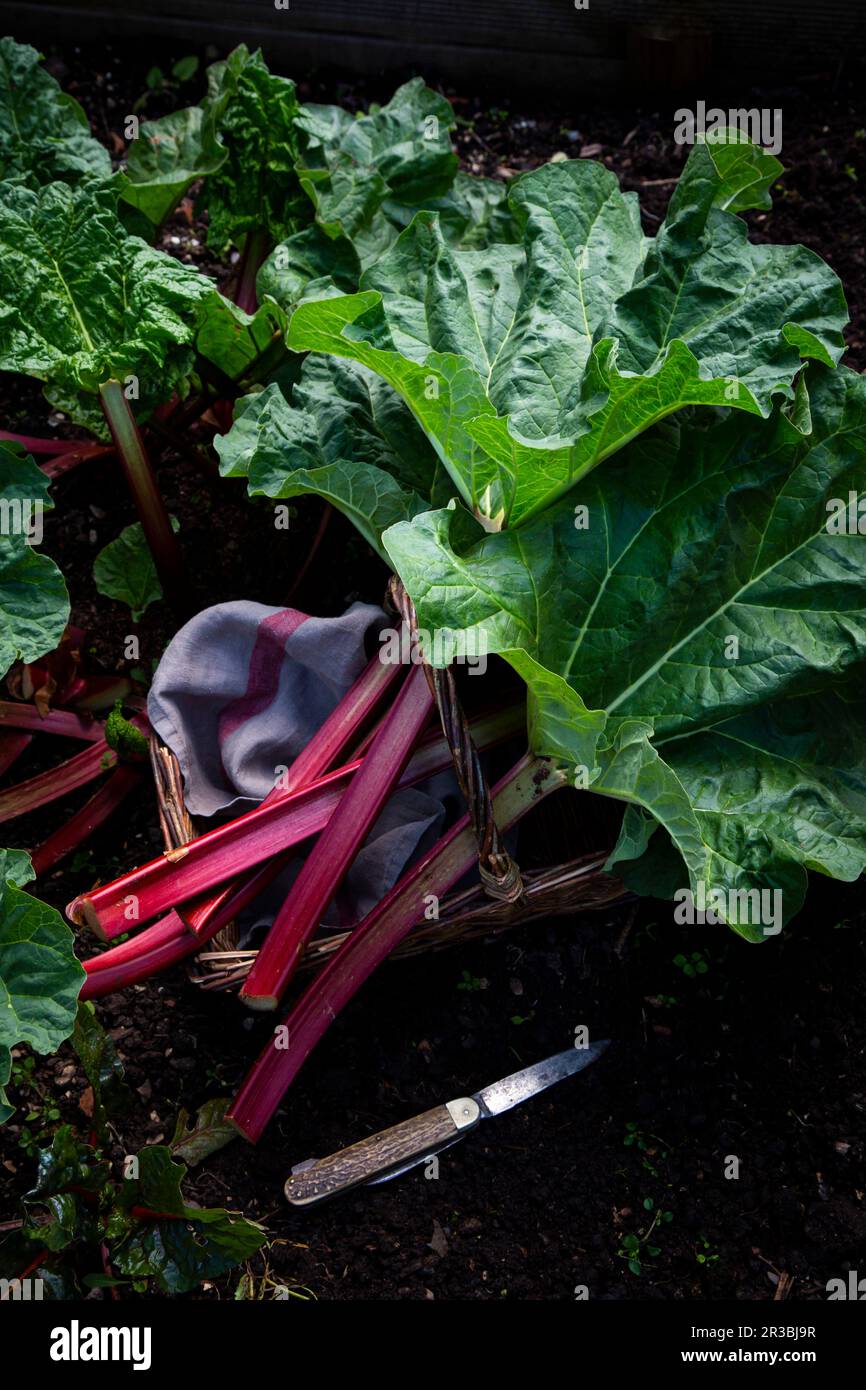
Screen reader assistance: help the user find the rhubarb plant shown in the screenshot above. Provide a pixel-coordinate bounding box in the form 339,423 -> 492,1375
258,80 -> 491,310
0,175 -> 284,588
0,445 -> 69,676
216,355 -> 453,558
0,177 -> 217,436
0,37 -> 110,188
284,132 -> 846,529
0,851 -> 84,1124
118,43 -> 475,305
385,364 -> 866,937
0,1121 -> 264,1294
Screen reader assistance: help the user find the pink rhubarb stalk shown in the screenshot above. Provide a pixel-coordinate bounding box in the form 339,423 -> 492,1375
235,228 -> 270,315
70,705 -> 524,942
180,652 -> 402,938
0,701 -> 104,742
240,664 -> 434,1010
80,912 -> 196,999
227,756 -> 564,1142
0,431 -> 67,454
0,741 -> 116,826
30,766 -> 142,877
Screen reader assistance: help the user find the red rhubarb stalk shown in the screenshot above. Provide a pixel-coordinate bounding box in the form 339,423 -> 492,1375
80,913 -> 196,999
0,431 -> 66,454
0,741 -> 116,825
235,227 -> 270,315
0,701 -> 103,742
98,380 -> 185,603
227,756 -> 564,1142
240,665 -> 434,1010
180,652 -> 402,938
30,766 -> 142,877
279,653 -> 401,798
70,705 -> 524,942
83,911 -> 188,974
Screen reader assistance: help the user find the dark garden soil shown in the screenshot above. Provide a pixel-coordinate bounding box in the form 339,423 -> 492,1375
1,41 -> 865,1301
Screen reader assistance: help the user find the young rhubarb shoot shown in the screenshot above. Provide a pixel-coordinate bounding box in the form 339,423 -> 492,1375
227,756 -> 565,1141
98,380 -> 185,604
240,663 -> 434,1009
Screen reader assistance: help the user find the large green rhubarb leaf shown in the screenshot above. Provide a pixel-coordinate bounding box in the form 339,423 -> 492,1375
289,132 -> 846,529
216,354 -> 450,559
0,177 -> 274,430
0,445 -> 69,677
296,79 -> 458,240
384,365 -> 866,937
0,851 -> 85,1123
0,37 -> 110,188
201,45 -> 307,252
118,103 -> 227,236
0,179 -> 216,431
258,87 -> 495,313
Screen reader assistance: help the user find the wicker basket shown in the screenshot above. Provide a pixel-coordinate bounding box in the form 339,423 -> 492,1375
149,580 -> 631,991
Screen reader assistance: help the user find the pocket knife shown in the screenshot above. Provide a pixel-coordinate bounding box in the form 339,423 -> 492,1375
285,1039 -> 610,1207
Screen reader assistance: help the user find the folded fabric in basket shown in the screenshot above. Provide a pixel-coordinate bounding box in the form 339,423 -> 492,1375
147,600 -> 456,938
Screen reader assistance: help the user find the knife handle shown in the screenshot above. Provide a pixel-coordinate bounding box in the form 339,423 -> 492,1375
285,1097 -> 481,1207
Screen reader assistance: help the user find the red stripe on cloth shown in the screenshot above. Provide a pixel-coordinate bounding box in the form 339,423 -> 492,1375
217,609 -> 310,750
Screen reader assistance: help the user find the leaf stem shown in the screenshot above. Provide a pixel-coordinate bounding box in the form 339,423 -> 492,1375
235,227 -> 270,315
98,380 -> 186,605
240,664 -> 434,1009
227,755 -> 563,1141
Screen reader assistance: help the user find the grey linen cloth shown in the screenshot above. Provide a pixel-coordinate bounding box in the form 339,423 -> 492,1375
147,600 -> 454,941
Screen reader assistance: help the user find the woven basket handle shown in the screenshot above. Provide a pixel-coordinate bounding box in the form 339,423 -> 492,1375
150,735 -> 195,855
389,577 -> 525,906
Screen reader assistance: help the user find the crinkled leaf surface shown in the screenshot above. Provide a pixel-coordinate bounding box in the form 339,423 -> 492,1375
0,445 -> 69,678
108,1146 -> 265,1293
0,179 -> 217,430
289,134 -> 846,528
385,366 -> 866,936
257,97 -> 502,313
93,518 -> 180,621
0,178 -> 270,427
0,848 -> 35,889
216,354 -> 450,558
296,79 -> 458,240
118,103 -> 227,235
0,37 -> 110,187
202,44 -> 307,251
13,1126 -> 109,1253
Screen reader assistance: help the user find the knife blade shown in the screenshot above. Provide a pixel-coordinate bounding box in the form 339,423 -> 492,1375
285,1040 -> 610,1207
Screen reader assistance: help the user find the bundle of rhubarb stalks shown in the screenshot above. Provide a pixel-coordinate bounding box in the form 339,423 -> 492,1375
72,589 -> 626,1144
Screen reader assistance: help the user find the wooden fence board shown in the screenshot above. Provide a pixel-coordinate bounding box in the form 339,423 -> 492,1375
2,0 -> 863,94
